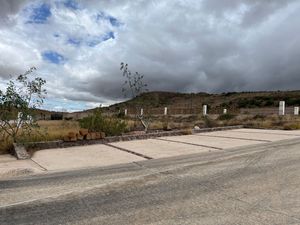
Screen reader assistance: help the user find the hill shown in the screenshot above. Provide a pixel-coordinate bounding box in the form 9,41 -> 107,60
107,90 -> 300,113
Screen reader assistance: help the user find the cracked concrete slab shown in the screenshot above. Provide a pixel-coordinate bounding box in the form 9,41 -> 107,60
231,128 -> 300,136
110,138 -> 218,159
30,144 -> 145,171
198,129 -> 299,142
0,156 -> 43,179
159,134 -> 266,149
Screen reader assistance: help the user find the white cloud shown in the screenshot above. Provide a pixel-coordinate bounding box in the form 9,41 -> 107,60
0,0 -> 300,111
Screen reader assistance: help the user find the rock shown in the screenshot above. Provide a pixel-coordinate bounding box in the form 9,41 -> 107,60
12,143 -> 30,160
194,126 -> 200,130
68,132 -> 76,138
70,137 -> 77,142
85,133 -> 92,140
95,132 -> 101,139
64,135 -> 77,142
76,133 -> 84,141
90,132 -> 97,140
79,129 -> 89,136
100,132 -> 106,139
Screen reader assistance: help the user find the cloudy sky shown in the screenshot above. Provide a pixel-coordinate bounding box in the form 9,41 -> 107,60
0,0 -> 300,111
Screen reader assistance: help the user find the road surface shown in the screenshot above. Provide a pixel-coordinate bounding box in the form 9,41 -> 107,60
1,137 -> 300,224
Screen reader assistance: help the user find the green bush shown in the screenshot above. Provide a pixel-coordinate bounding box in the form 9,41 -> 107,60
79,111 -> 127,136
218,114 -> 236,121
203,116 -> 218,128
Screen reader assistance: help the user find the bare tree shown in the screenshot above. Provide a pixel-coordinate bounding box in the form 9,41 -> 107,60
120,62 -> 150,132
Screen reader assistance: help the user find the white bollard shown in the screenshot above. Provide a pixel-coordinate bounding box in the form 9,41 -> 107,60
279,101 -> 285,116
140,108 -> 143,116
203,105 -> 207,116
17,112 -> 22,125
223,109 -> 227,114
164,107 -> 168,115
28,115 -> 33,123
294,107 -> 299,115
124,109 -> 128,116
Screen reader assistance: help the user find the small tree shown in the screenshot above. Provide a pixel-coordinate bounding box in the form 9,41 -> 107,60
0,67 -> 46,143
120,62 -> 150,132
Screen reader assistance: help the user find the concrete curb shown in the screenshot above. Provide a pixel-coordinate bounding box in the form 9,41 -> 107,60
24,130 -> 191,152
192,125 -> 243,134
12,143 -> 31,160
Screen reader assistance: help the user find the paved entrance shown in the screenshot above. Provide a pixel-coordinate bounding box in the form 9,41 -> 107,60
1,128 -> 300,176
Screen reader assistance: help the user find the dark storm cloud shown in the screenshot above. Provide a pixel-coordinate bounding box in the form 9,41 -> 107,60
0,0 -> 300,109
70,0 -> 300,102
0,0 -> 29,26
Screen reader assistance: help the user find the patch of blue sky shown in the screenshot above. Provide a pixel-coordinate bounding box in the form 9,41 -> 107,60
64,0 -> 79,10
95,12 -> 106,21
42,51 -> 66,64
67,37 -> 81,47
87,39 -> 101,47
26,3 -> 51,24
108,16 -> 122,27
102,31 -> 115,41
95,12 -> 122,27
87,32 -> 115,47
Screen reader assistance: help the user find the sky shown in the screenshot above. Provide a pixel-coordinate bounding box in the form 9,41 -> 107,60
0,0 -> 300,112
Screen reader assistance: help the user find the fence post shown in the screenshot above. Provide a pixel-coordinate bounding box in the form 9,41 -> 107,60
203,105 -> 207,116
294,107 -> 299,116
164,107 -> 168,116
140,108 -> 143,116
17,112 -> 22,125
223,109 -> 227,114
124,109 -> 127,116
279,101 -> 285,116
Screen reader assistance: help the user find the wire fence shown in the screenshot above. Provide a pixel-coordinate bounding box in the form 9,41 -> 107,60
39,105 -> 299,121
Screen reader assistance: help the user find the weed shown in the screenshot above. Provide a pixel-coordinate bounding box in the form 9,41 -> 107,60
218,114 -> 236,121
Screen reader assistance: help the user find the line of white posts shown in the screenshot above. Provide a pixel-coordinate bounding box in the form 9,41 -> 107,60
123,105 -> 227,116
123,101 -> 300,116
279,101 -> 299,116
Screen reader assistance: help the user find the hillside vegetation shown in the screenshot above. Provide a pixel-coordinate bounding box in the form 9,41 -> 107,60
108,90 -> 300,112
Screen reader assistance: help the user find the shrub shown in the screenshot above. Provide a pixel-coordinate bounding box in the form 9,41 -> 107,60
116,111 -> 125,119
203,116 -> 218,128
217,114 -> 236,121
79,111 -> 127,136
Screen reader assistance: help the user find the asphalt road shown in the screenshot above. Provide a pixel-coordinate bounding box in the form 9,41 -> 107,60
1,138 -> 300,225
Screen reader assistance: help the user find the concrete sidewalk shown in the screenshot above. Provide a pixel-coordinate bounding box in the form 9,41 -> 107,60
1,128 -> 300,178
0,155 -> 43,178
197,130 -> 299,141
31,144 -> 145,171
110,138 -> 218,159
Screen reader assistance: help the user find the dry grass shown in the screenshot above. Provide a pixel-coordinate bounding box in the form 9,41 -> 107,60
218,114 -> 300,130
125,114 -> 300,131
36,120 -> 80,140
0,120 -> 79,154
